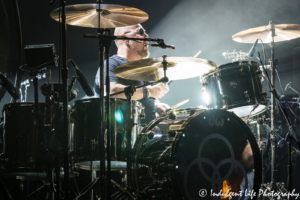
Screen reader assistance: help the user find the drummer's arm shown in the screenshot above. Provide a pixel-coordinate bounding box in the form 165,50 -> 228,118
154,99 -> 170,114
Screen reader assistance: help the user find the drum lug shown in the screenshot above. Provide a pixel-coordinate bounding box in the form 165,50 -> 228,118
168,163 -> 175,169
147,131 -> 155,139
168,130 -> 176,138
261,90 -> 267,100
239,67 -> 246,76
222,95 -> 229,107
200,76 -> 209,87
244,91 -> 250,102
139,112 -> 145,119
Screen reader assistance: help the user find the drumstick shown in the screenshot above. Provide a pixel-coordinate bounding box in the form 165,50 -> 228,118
171,99 -> 189,110
193,50 -> 202,58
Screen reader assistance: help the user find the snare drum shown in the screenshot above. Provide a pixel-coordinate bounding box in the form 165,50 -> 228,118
201,61 -> 267,118
132,109 -> 262,199
70,98 -> 144,165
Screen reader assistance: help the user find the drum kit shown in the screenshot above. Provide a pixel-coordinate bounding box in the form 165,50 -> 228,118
1,1 -> 300,200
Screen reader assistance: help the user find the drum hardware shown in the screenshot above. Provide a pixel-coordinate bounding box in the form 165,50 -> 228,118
222,50 -> 249,62
68,59 -> 94,97
79,11 -> 154,199
60,7 -> 170,197
0,177 -> 13,200
236,22 -> 300,195
20,79 -> 30,102
0,73 -> 20,101
109,56 -> 169,197
41,82 -> 79,102
256,44 -> 300,193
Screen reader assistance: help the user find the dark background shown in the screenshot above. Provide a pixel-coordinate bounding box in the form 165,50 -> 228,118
1,0 -> 300,198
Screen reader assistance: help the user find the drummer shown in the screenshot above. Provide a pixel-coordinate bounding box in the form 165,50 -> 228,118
94,24 -> 170,124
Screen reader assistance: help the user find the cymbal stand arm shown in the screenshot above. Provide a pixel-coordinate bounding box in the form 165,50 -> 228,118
110,78 -> 169,97
162,55 -> 169,83
83,34 -> 163,43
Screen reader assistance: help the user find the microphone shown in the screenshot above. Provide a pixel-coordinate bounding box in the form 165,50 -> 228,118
0,73 -> 20,100
68,59 -> 94,97
248,39 -> 259,57
285,82 -> 292,91
150,40 -> 175,49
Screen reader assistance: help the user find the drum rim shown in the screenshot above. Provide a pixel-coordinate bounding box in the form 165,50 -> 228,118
202,60 -> 259,78
217,60 -> 258,68
73,97 -> 145,108
3,102 -> 46,108
170,109 -> 262,199
227,102 -> 267,117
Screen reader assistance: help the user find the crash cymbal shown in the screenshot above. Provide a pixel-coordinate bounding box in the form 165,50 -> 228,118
114,57 -> 217,81
50,4 -> 148,28
232,24 -> 300,43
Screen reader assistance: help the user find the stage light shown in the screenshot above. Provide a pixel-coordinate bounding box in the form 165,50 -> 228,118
115,110 -> 124,123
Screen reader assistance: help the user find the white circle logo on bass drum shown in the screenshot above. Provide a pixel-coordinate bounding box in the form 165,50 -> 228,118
183,134 -> 248,199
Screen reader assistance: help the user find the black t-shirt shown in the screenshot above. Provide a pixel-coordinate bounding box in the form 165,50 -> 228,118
94,55 -> 156,125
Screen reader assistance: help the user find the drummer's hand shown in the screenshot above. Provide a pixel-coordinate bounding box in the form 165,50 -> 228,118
148,83 -> 169,99
156,102 -> 170,114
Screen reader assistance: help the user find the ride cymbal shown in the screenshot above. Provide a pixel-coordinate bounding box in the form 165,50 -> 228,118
50,4 -> 148,28
232,24 -> 300,43
114,57 -> 217,81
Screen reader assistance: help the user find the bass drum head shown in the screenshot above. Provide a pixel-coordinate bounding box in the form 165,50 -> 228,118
172,109 -> 262,199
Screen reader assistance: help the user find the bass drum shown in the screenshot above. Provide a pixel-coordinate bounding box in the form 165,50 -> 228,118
132,109 -> 262,200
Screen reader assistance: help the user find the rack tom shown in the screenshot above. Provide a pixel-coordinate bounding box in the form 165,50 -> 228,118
201,61 -> 267,118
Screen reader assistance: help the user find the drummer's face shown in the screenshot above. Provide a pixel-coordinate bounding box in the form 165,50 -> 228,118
126,25 -> 149,58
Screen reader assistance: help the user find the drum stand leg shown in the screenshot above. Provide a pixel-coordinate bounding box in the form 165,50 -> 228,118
73,176 -> 134,200
0,177 -> 13,200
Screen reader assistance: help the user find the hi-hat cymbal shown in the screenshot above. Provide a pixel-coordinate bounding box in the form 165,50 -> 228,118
50,4 -> 148,28
232,24 -> 300,43
114,57 -> 217,81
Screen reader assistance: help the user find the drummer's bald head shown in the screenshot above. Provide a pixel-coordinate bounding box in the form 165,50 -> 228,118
114,24 -> 140,47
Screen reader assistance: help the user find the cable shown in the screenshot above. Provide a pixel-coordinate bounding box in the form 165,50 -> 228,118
258,39 -> 267,67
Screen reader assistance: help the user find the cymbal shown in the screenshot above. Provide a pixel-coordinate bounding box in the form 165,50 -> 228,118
114,57 -> 217,81
232,24 -> 300,43
50,4 -> 148,28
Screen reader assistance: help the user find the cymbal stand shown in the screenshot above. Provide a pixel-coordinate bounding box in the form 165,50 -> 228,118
26,68 -> 56,200
110,56 -> 169,188
268,21 -> 278,191
255,24 -> 300,195
49,0 -> 70,198
83,18 -> 169,198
